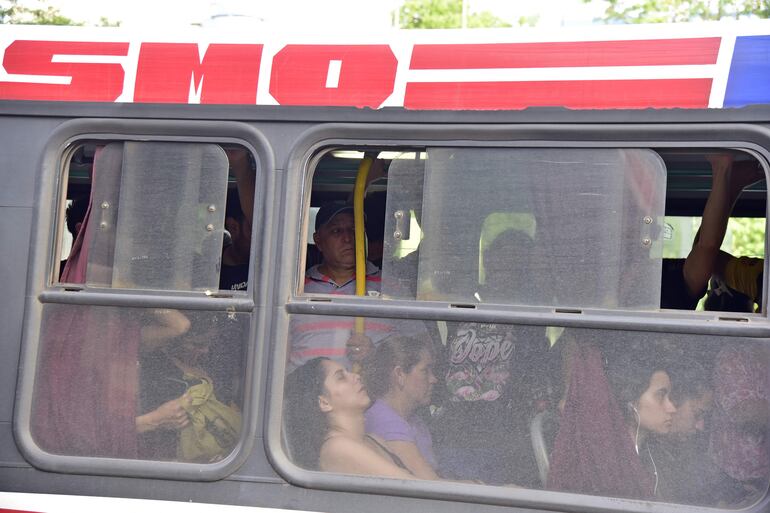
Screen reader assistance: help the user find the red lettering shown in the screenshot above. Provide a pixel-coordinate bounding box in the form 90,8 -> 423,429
0,40 -> 128,102
134,43 -> 262,104
270,45 -> 396,108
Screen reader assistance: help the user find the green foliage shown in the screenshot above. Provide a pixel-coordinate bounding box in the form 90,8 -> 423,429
399,0 -> 512,29
98,16 -> 121,27
726,217 -> 765,257
1,0 -> 81,25
590,0 -> 770,24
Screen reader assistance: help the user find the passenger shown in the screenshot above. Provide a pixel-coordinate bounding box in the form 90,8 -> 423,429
219,188 -> 250,291
548,343 -> 676,499
708,341 -> 770,505
363,335 -> 439,479
650,356 -> 730,505
289,201 -> 430,372
432,230 -> 550,486
138,319 -> 241,463
283,357 -> 413,478
661,155 -> 764,309
59,194 -> 89,279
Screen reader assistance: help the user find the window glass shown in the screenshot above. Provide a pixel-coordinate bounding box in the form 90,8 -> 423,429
384,148 -> 667,308
283,313 -> 770,509
31,304 -> 249,462
58,142 -> 256,293
84,142 -> 228,291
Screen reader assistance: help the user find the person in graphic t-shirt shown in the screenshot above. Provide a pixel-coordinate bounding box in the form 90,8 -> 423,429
433,230 -> 550,486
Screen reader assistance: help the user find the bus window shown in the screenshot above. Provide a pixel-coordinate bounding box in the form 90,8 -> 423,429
31,140 -> 256,463
302,147 -> 668,309
283,314 -> 770,509
284,143 -> 768,507
32,305 -> 249,462
300,146 -> 766,313
56,142 -> 257,294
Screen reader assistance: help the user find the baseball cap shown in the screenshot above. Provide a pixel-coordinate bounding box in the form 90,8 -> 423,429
314,201 -> 355,231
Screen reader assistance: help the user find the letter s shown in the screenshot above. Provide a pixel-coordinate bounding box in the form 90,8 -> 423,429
0,40 -> 128,101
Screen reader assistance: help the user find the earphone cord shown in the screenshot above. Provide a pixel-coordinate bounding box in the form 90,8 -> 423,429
647,445 -> 659,496
633,408 -> 640,455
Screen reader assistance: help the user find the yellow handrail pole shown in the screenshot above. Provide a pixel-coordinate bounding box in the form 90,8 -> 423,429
351,154 -> 373,371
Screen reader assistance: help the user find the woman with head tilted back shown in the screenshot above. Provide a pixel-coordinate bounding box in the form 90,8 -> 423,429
283,357 -> 413,478
363,335 -> 439,479
548,343 -> 677,499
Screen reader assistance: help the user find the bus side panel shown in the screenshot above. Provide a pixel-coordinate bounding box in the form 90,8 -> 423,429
0,206 -> 32,465
0,117 -> 59,208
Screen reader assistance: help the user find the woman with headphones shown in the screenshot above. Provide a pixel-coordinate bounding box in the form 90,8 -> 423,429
548,339 -> 676,499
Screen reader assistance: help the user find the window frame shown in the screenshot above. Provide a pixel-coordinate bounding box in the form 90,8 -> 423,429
267,122 -> 770,513
15,119 -> 273,481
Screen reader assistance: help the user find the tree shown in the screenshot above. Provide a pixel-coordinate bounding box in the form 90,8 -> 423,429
590,0 -> 770,24
1,0 -> 81,25
399,0 -> 512,29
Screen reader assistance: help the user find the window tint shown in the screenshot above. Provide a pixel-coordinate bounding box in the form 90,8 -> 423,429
32,304 -> 249,462
36,140 -> 256,464
58,141 -> 256,293
282,313 -> 770,509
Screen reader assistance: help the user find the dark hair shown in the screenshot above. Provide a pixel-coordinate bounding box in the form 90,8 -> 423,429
66,195 -> 89,237
363,335 -> 432,399
283,358 -> 330,469
667,356 -> 710,405
605,348 -> 669,423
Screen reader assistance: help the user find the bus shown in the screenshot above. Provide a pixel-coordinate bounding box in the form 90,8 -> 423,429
1,21 -> 770,513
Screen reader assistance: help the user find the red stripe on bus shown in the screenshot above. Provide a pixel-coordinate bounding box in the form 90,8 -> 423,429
0,509 -> 44,513
409,38 -> 721,69
404,79 -> 713,110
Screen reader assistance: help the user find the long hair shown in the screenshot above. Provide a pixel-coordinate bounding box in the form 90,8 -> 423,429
283,357 -> 329,469
363,335 -> 432,399
605,347 -> 669,425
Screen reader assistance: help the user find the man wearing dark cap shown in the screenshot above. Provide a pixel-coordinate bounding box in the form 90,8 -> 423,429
305,201 -> 381,295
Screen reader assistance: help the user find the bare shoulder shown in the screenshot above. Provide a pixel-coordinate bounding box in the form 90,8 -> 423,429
319,435 -> 368,465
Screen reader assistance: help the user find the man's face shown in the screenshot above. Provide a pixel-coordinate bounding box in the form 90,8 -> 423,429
671,390 -> 713,435
314,212 -> 355,271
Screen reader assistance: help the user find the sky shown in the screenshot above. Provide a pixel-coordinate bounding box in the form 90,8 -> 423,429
25,0 -> 609,30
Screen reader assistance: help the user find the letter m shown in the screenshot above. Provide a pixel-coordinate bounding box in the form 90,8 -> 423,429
134,43 -> 262,104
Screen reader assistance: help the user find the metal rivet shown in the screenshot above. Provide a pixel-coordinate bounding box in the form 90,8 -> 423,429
642,238 -> 651,246
643,216 -> 653,224
101,201 -> 109,209
394,210 -> 404,220
393,230 -> 403,240
206,224 -> 214,232
208,205 -> 216,213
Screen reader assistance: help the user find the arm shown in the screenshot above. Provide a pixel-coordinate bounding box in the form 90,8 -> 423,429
684,156 -> 765,298
681,155 -> 733,298
319,436 -> 414,479
140,309 -> 191,352
384,440 -> 441,480
136,394 -> 190,433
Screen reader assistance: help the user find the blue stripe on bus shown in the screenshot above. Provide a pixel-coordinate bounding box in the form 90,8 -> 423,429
724,35 -> 770,108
